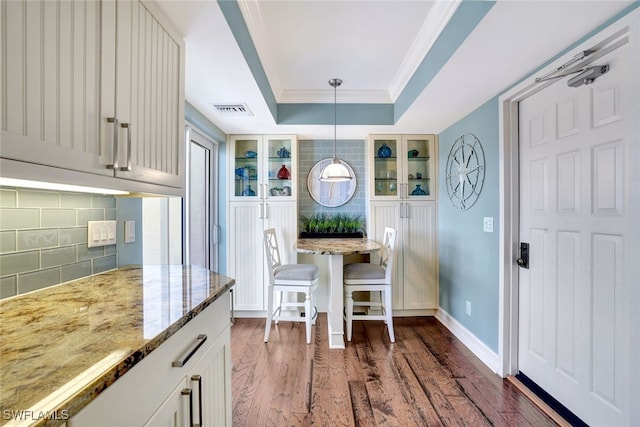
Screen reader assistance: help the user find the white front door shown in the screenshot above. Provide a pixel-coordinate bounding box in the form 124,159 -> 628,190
518,36 -> 633,425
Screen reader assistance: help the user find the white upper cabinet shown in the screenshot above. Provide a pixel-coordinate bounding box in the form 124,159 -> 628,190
1,0 -> 185,191
369,135 -> 436,201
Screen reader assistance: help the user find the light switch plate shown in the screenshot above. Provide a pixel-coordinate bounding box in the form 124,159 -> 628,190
88,221 -> 117,247
483,217 -> 494,233
125,221 -> 136,243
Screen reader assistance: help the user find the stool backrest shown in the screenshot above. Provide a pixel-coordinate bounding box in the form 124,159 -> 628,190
263,228 -> 281,285
379,227 -> 397,284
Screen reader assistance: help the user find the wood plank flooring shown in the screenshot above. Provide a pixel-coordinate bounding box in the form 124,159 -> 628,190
231,315 -> 557,427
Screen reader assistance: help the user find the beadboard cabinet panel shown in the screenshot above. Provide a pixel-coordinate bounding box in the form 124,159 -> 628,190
228,203 -> 265,311
1,0 -> 110,176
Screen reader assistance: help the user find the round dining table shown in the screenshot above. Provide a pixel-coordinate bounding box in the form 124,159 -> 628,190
295,237 -> 381,349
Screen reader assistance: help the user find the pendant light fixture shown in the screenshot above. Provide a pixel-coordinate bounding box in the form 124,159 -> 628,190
320,78 -> 353,182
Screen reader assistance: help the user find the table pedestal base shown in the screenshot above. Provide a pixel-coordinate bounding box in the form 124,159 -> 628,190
327,254 -> 345,349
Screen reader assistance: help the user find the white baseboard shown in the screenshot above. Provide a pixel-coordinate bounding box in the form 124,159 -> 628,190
435,308 -> 500,374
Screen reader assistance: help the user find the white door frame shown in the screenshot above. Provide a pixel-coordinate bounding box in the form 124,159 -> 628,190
185,122 -> 220,270
497,14 -> 634,378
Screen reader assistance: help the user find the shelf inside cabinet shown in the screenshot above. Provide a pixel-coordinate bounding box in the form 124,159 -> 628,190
407,156 -> 430,161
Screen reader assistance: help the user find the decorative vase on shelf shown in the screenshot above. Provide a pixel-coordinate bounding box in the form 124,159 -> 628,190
277,147 -> 290,158
408,149 -> 419,158
377,143 -> 392,158
242,185 -> 256,196
277,164 -> 290,179
411,184 -> 427,196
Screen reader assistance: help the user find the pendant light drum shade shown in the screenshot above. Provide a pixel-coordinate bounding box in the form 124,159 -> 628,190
320,78 -> 353,182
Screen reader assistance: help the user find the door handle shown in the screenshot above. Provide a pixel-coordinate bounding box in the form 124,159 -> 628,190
106,117 -> 118,169
516,242 -> 529,269
119,123 -> 132,171
191,375 -> 203,427
182,388 -> 194,427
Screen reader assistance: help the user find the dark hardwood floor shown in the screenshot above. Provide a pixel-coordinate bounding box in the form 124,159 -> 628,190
231,314 -> 557,427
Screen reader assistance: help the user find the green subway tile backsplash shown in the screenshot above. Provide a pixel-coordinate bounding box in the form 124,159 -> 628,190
0,186 -> 119,299
0,276 -> 17,299
19,190 -> 60,208
17,229 -> 58,250
41,209 -> 78,227
42,246 -> 77,268
60,261 -> 92,283
18,268 -> 60,294
0,251 -> 40,276
0,208 -> 40,230
0,231 -> 16,253
0,189 -> 17,207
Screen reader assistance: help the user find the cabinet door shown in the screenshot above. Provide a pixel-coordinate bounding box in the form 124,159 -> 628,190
404,135 -> 435,200
402,202 -> 438,309
265,202 -> 298,265
368,202 -> 403,308
230,136 -> 262,200
110,0 -> 185,188
228,203 -> 265,310
101,0 -> 185,188
188,327 -> 232,427
265,135 -> 296,201
369,135 -> 401,199
143,379 -> 189,427
1,0 -> 112,176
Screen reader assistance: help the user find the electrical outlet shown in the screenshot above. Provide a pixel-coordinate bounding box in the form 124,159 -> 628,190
466,300 -> 471,316
483,217 -> 494,233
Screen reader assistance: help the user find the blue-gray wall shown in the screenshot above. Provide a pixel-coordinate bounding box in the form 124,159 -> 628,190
438,97 -> 500,352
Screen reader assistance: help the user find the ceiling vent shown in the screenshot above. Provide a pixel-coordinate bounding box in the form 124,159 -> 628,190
211,103 -> 253,116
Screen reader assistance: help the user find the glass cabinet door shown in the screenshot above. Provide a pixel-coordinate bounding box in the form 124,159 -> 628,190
405,137 -> 431,198
372,137 -> 399,197
266,137 -> 294,199
233,138 -> 260,198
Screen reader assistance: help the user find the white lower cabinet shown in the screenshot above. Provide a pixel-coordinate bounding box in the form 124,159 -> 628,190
70,292 -> 231,427
228,201 -> 297,312
369,201 -> 438,311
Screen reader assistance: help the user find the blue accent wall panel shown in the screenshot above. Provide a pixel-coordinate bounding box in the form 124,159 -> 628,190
278,103 -> 394,125
217,0 -> 278,121
438,96 -> 500,352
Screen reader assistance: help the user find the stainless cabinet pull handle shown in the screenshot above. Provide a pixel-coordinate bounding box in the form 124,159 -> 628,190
398,203 -> 403,219
405,203 -> 410,218
119,123 -> 132,171
264,203 -> 269,219
106,117 -> 118,169
172,334 -> 207,367
191,375 -> 203,427
182,388 -> 194,427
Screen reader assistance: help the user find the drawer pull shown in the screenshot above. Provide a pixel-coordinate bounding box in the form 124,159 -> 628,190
191,375 -> 203,427
172,334 -> 207,367
181,388 -> 194,426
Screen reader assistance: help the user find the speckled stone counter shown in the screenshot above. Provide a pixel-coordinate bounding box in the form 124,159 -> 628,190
0,265 -> 234,426
296,237 -> 381,256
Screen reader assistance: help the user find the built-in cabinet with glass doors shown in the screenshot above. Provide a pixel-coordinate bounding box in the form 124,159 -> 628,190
367,135 -> 438,312
228,135 -> 298,312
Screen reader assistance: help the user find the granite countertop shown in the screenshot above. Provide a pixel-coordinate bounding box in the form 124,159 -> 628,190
296,237 -> 381,255
0,265 -> 235,426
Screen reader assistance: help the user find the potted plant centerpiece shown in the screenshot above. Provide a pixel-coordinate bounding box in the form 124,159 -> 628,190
299,213 -> 365,238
